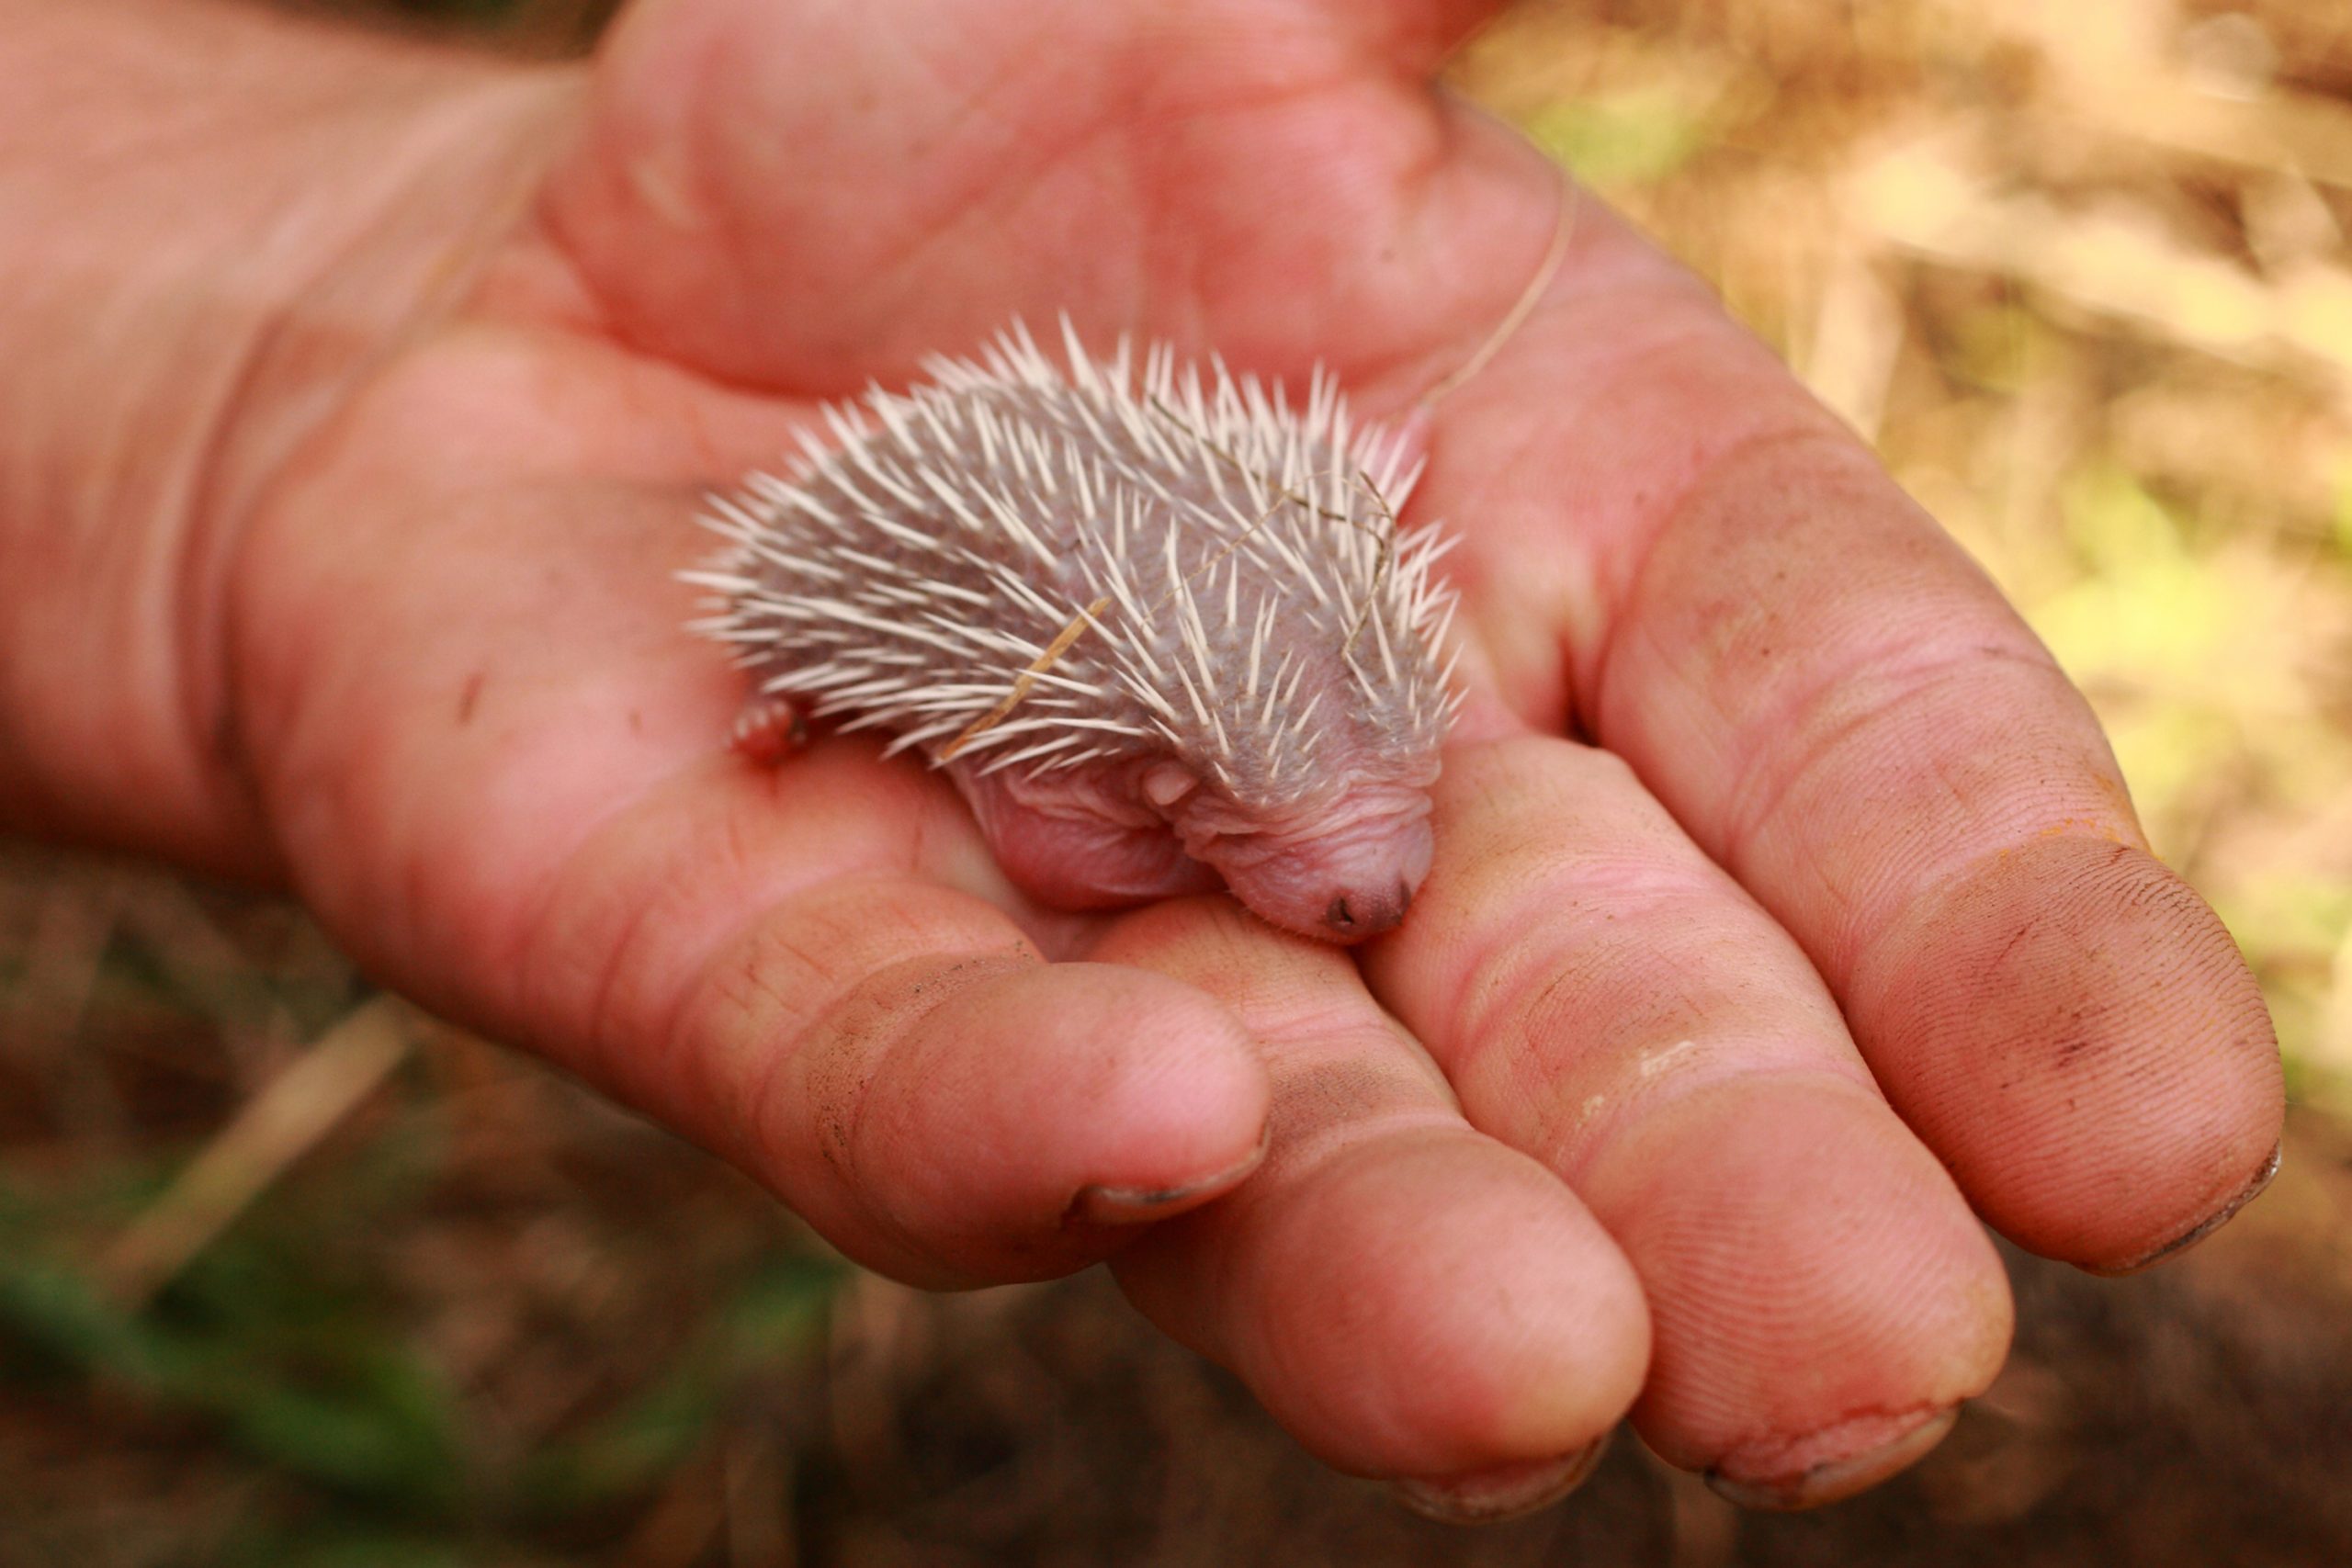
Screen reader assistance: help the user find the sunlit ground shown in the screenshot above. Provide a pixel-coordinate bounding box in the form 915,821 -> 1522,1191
4,1 -> 2351,1562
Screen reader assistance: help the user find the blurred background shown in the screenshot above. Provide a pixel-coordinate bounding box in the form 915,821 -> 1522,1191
6,0 -> 2352,1562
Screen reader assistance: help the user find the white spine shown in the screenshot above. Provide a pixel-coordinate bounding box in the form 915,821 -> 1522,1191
691,323 -> 1457,800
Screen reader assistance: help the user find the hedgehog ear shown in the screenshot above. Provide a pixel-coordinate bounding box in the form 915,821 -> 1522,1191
1141,762 -> 1200,811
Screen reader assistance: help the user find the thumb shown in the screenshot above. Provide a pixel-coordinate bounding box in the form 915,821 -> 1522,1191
543,0 -> 1514,388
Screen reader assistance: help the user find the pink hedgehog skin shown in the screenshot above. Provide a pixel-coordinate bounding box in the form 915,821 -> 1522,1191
687,323 -> 1460,942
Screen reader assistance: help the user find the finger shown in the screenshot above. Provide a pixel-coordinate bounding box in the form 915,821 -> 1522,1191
231,329 -> 1271,1285
1367,730 -> 2012,1506
1092,897 -> 1648,1515
639,861 -> 1276,1285
1419,195 -> 2283,1270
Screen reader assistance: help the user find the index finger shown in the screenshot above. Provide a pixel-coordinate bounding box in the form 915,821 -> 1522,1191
1421,188 -> 2281,1269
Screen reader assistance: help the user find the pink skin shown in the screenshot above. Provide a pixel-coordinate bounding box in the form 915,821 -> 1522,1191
1,0 -> 2284,1520
1167,779 -> 1438,941
946,750 -> 1440,942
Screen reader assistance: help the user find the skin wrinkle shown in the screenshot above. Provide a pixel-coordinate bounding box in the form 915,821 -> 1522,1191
197,81 -> 584,874
1618,552 -> 2154,987
753,944 -> 1009,1262
1713,637 -> 2071,866
478,213 -> 622,352
1544,1062 -> 1883,1189
177,234 -> 320,829
1455,920 -> 1718,1111
1215,964 -> 1429,1062
1429,850 -> 1788,1079
1580,413 -> 1853,653
699,926 -> 838,1168
512,775 -> 773,1072
1109,910 -> 1388,1055
4,278 -> 243,854
574,848 -> 684,1077
1413,920 -> 1885,1179
1583,422 -> 1860,739
1259,1100 -> 1475,1195
1442,315 -> 1817,732
589,767 -> 934,1020
790,961 -> 944,1253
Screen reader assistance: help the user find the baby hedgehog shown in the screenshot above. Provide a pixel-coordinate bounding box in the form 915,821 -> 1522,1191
686,321 -> 1461,942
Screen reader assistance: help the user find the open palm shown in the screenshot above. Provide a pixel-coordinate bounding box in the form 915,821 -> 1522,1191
223,0 -> 2282,1514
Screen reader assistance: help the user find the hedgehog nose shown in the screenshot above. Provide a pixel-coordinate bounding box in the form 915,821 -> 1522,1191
1325,881 -> 1413,937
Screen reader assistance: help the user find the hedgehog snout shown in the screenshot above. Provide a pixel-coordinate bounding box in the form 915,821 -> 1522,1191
1323,883 -> 1413,939
1186,795 -> 1437,944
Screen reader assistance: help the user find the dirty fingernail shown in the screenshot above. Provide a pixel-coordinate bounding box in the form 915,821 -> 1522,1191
1067,1130 -> 1270,1225
2085,1137 -> 2283,1278
1706,1404 -> 1958,1510
1393,1436 -> 1611,1525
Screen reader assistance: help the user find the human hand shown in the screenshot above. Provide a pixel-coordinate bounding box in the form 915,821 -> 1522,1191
24,0 -> 2281,1519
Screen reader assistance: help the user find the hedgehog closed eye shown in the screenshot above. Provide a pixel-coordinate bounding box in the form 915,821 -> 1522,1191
682,319 -> 1463,943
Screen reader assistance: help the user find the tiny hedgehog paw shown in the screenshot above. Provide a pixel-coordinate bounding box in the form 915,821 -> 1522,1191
729,694 -> 808,765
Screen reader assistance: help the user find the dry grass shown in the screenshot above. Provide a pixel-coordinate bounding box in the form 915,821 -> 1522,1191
5,1 -> 2352,1562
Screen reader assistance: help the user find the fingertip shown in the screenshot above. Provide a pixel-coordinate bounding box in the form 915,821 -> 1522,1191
1585,1078 -> 2012,1483
1127,1129 -> 1650,1479
1705,1404 -> 1960,1511
678,879 -> 1272,1287
1853,837 -> 2286,1269
2081,1134 -> 2283,1277
855,960 -> 1272,1279
1069,1122 -> 1271,1226
1334,1138 -> 1653,1470
1393,1436 -> 1612,1524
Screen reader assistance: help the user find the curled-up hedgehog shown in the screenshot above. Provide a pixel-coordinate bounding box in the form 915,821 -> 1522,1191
684,321 -> 1461,942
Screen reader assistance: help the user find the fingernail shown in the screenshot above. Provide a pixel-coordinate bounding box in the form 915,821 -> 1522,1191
1392,1436 -> 1611,1525
2085,1138 -> 2284,1278
1067,1128 -> 1270,1225
1706,1404 -> 1957,1510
